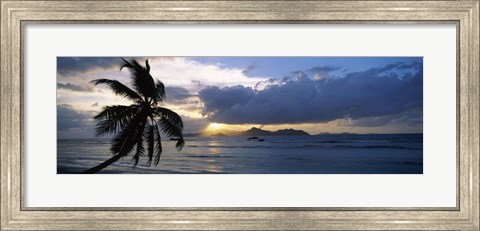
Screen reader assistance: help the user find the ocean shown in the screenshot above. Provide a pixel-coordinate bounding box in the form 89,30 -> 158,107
57,134 -> 423,174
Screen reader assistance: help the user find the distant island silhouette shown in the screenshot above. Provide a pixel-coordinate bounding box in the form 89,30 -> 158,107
182,127 -> 370,137
185,127 -> 312,137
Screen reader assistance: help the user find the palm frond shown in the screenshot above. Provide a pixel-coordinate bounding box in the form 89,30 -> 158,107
154,107 -> 184,129
93,105 -> 139,136
120,58 -> 155,99
145,125 -> 155,166
174,138 -> 185,150
110,111 -> 147,156
145,59 -> 151,73
132,124 -> 146,166
90,79 -> 142,102
154,107 -> 184,151
153,123 -> 163,166
152,80 -> 166,103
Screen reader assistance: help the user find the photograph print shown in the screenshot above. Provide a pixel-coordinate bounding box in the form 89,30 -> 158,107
57,56 -> 423,174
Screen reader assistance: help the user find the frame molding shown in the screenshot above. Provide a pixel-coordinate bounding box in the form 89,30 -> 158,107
1,1 -> 479,230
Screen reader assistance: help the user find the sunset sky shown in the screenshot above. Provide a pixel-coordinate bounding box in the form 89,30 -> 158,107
57,57 -> 423,139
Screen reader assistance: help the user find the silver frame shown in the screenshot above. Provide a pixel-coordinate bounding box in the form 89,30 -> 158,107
1,1 -> 479,230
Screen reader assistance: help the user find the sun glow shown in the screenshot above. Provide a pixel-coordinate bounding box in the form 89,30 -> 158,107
206,123 -> 225,131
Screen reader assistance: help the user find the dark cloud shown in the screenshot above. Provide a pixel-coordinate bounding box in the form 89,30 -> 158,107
199,85 -> 255,117
181,116 -> 209,133
57,57 -> 123,77
198,62 -> 423,126
291,71 -> 309,80
57,104 -> 93,131
57,82 -> 93,92
397,61 -> 422,70
307,65 -> 342,80
343,109 -> 423,127
280,76 -> 290,83
254,78 -> 276,91
307,65 -> 341,73
376,61 -> 422,77
242,64 -> 257,75
165,86 -> 196,103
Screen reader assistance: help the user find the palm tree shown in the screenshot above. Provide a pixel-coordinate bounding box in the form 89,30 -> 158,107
81,58 -> 184,174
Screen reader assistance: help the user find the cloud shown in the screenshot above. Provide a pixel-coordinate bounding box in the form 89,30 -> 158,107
57,104 -> 94,131
397,61 -> 422,70
198,62 -> 422,125
199,85 -> 255,117
242,64 -> 257,75
57,82 -> 93,92
57,57 -> 123,77
181,116 -> 209,133
91,102 -> 99,107
165,86 -> 196,104
148,58 -> 269,92
338,109 -> 423,128
307,65 -> 341,80
254,78 -> 276,91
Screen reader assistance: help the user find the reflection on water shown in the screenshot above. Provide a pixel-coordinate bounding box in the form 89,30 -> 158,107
205,165 -> 223,173
57,134 -> 423,174
208,147 -> 221,155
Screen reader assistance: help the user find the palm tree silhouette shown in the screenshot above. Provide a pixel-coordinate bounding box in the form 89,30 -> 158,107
81,58 -> 184,174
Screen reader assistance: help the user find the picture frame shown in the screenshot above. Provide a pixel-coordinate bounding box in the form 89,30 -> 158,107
1,0 -> 478,230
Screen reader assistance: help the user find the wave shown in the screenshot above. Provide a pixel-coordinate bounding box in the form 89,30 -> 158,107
333,144 -> 422,150
186,144 -> 422,150
314,140 -> 391,144
185,154 -> 223,158
270,139 -> 423,144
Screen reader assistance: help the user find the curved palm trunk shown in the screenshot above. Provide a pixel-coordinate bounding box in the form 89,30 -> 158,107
80,154 -> 123,174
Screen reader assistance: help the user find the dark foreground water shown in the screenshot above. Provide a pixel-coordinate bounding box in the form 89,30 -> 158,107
57,134 -> 423,174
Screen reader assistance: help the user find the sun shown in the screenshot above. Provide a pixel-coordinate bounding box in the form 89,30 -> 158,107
207,123 -> 224,131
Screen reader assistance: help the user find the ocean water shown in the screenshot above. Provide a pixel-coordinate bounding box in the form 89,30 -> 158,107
57,134 -> 423,174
